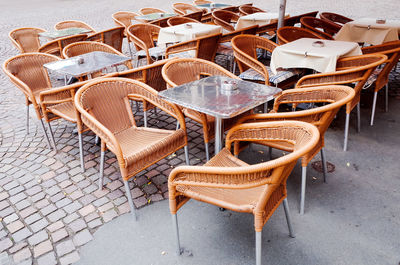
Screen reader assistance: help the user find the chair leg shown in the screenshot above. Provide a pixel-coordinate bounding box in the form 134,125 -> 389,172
78,132 -> 85,172
184,146 -> 190,165
356,103 -> 361,133
26,105 -> 29,134
172,213 -> 182,255
95,135 -> 100,145
98,150 -> 105,191
385,84 -> 389,112
204,142 -> 210,161
256,231 -> 262,265
320,148 -> 327,183
268,146 -> 272,160
343,113 -> 350,152
39,119 -> 52,149
144,110 -> 148,127
283,198 -> 295,238
124,180 -> 137,220
300,166 -> 307,215
176,120 -> 180,130
47,122 -> 57,152
370,91 -> 378,126
127,41 -> 134,59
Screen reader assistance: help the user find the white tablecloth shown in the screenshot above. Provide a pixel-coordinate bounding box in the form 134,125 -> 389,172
235,12 -> 289,30
335,18 -> 400,45
157,23 -> 222,47
270,38 -> 362,74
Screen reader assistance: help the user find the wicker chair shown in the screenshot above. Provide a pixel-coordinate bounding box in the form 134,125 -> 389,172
212,10 -> 240,32
2,53 -> 61,149
74,78 -> 189,216
127,23 -> 163,65
162,58 -> 247,160
237,86 -> 355,214
193,0 -> 211,4
169,120 -> 320,265
86,26 -> 125,52
238,5 -> 265,16
9,27 -> 46,53
282,11 -> 319,27
167,17 -> 200,26
296,54 -> 387,151
361,40 -> 400,125
277,26 -> 324,45
232,34 -> 300,89
300,16 -> 341,39
320,12 -> 353,27
172,3 -> 204,15
182,11 -> 204,22
38,34 -> 87,57
139,7 -> 166,15
54,20 -> 96,32
112,11 -> 142,57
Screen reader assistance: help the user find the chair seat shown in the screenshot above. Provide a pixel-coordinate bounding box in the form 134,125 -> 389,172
363,68 -> 381,89
47,101 -> 77,122
216,42 -> 233,56
239,65 -> 299,85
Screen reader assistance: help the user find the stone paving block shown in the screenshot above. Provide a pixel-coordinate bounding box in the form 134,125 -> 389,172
68,218 -> 87,233
51,228 -> 68,243
87,218 -> 102,229
9,242 -> 28,254
35,198 -> 50,209
15,200 -> 30,211
7,220 -> 24,233
113,196 -> 127,206
40,204 -> 57,216
0,200 -> 10,211
98,202 -> 114,213
12,228 -> 33,242
27,230 -> 48,246
9,193 -> 27,204
117,202 -> 130,215
25,185 -> 41,196
33,240 -> 53,258
102,209 -> 118,223
93,188 -> 109,198
49,192 -> 65,203
79,194 -> 96,205
68,189 -> 84,200
63,212 -> 79,224
78,204 -> 95,217
3,213 -> 18,224
93,197 -> 109,207
59,251 -> 80,265
0,237 -> 13,252
73,229 -> 93,247
46,221 -> 64,233
36,251 -> 56,265
63,201 -> 82,214
13,247 -> 31,263
45,186 -> 61,196
130,187 -> 144,199
55,239 -> 75,257
133,196 -> 148,208
47,209 -> 66,223
30,219 -> 49,233
59,180 -> 72,189
82,184 -> 97,194
0,192 -> 9,201
21,208 -> 38,221
55,198 -> 72,209
84,212 -> 100,223
9,186 -> 24,196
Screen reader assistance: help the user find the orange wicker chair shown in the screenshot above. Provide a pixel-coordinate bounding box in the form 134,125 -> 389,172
162,58 -> 247,161
127,23 -> 164,65
167,16 -> 200,26
361,40 -> 400,125
112,11 -> 142,57
86,26 -> 125,52
54,20 -> 96,32
74,78 -> 189,216
139,7 -> 166,15
9,27 -> 46,53
277,26 -> 323,44
172,3 -> 204,15
2,53 -> 61,149
296,54 -> 387,151
212,10 -> 240,32
193,0 -> 211,4
320,12 -> 353,27
182,11 -> 204,22
238,86 -> 355,214
169,120 -> 320,265
300,16 -> 341,39
232,34 -> 300,89
38,34 -> 87,57
238,5 -> 265,16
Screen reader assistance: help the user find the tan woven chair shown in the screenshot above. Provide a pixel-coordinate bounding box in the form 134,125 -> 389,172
183,11 -> 204,22
320,12 -> 353,27
74,78 -> 189,216
2,53 -> 60,149
9,27 -> 46,53
237,86 -> 355,214
238,5 -> 265,16
361,40 -> 400,125
212,10 -> 240,32
232,34 -> 300,89
172,3 -> 204,15
162,58 -> 247,161
54,20 -> 96,32
193,0 -> 211,4
86,26 -> 125,52
300,16 -> 341,39
112,11 -> 142,57
282,11 -> 319,27
296,54 -> 387,151
169,120 -> 320,265
149,17 -> 171,28
166,16 -> 200,26
139,7 -> 166,15
277,26 -> 323,45
127,23 -> 163,65
38,34 -> 87,57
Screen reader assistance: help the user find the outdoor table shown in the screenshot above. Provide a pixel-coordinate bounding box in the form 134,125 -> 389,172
43,51 -> 130,81
157,23 -> 222,47
335,18 -> 400,45
135,13 -> 176,22
270,38 -> 362,74
38,27 -> 92,40
236,12 -> 289,30
196,3 -> 231,12
159,76 -> 281,155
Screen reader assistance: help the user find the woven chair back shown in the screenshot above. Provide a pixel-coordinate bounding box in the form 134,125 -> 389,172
300,17 -> 341,39
139,7 -> 166,15
127,23 -> 160,51
277,26 -> 323,44
320,12 -> 353,26
220,25 -> 257,43
282,11 -> 319,27
182,11 -> 203,21
54,20 -> 95,32
62,41 -> 122,58
173,3 -> 203,15
9,27 -> 45,53
212,10 -> 239,32
86,27 -> 125,52
167,17 -> 199,26
193,0 -> 211,4
112,11 -> 139,29
238,5 -> 265,16
38,34 -> 87,57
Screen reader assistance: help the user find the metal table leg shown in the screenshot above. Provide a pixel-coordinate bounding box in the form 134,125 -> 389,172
214,117 -> 223,156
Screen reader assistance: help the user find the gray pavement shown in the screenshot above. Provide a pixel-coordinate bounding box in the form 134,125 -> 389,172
0,0 -> 399,264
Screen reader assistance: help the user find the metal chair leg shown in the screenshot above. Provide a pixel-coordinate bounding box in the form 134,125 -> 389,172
78,132 -> 85,172
204,142 -> 210,161
320,148 -> 327,183
300,166 -> 307,215
370,91 -> 378,126
343,113 -> 350,151
26,105 -> 29,134
256,231 -> 262,265
124,180 -> 137,220
47,122 -> 57,152
176,120 -> 180,130
127,41 -> 134,59
184,146 -> 190,165
98,150 -> 105,191
39,119 -> 52,149
283,198 -> 295,238
172,214 -> 182,255
356,103 -> 361,133
385,84 -> 389,112
144,110 -> 148,127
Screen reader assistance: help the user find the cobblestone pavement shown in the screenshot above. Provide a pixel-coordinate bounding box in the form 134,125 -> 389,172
0,0 -> 399,264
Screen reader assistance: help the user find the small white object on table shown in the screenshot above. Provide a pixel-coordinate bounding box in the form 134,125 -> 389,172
335,18 -> 400,45
235,12 -> 289,30
270,38 -> 362,74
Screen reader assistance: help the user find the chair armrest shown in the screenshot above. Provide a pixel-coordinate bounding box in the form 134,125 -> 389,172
165,39 -> 197,58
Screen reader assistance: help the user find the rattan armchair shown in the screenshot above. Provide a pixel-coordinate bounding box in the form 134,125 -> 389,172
172,3 -> 204,15
300,16 -> 341,39
237,86 -> 355,214
183,11 -> 204,22
212,10 -> 240,32
54,20 -> 96,32
296,54 -> 387,151
74,78 -> 189,216
169,120 -> 320,265
361,40 -> 400,125
277,26 -> 323,44
320,12 -> 353,26
162,58 -> 245,161
139,7 -> 166,15
112,11 -> 141,57
238,5 -> 265,16
193,0 -> 211,4
232,34 -> 299,89
167,16 -> 200,26
86,26 -> 125,52
2,53 -> 60,149
38,34 -> 87,57
9,27 -> 45,53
